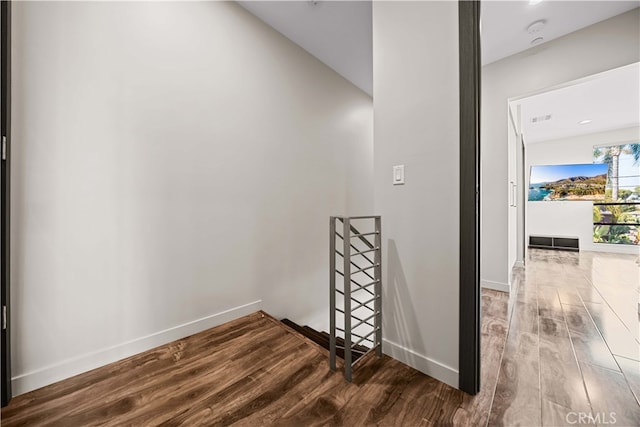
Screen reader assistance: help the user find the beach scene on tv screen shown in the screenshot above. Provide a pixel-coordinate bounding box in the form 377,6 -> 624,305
528,163 -> 608,202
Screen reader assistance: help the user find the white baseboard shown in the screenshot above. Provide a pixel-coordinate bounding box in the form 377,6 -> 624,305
481,279 -> 510,293
382,338 -> 458,389
513,260 -> 525,269
12,300 -> 262,396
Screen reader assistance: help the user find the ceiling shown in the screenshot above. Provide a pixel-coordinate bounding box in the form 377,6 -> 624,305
238,1 -> 639,97
516,63 -> 640,144
480,1 -> 638,65
238,1 -> 373,95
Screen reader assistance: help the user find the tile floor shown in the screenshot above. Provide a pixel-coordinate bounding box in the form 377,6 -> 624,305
488,249 -> 640,426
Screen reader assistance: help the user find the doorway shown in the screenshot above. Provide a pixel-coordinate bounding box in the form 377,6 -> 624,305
507,63 -> 640,267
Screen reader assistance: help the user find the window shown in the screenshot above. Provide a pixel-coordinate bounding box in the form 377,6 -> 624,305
593,143 -> 640,245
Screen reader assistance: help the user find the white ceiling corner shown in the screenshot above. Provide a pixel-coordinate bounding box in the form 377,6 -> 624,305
238,1 -> 373,96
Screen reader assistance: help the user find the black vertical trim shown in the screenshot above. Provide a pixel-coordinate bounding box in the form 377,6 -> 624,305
458,0 -> 481,395
1,0 -> 11,407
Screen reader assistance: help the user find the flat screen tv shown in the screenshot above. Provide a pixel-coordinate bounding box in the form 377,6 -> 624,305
528,163 -> 608,202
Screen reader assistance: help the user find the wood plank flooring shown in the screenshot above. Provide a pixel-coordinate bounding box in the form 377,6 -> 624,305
3,249 -> 637,426
1,290 -> 510,426
488,249 -> 640,426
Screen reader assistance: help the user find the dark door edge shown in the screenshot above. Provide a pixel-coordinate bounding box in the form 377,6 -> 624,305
458,0 -> 481,395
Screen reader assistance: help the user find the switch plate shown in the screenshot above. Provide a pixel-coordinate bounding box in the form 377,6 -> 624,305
393,165 -> 405,185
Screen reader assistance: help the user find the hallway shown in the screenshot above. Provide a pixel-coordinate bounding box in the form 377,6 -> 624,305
2,250 -> 639,425
489,249 -> 640,426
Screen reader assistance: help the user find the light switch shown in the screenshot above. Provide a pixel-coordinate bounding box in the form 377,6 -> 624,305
393,165 -> 405,185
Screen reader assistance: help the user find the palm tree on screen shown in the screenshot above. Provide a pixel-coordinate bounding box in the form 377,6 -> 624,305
593,143 -> 640,201
631,144 -> 640,163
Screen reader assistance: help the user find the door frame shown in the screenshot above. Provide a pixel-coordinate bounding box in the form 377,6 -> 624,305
458,0 -> 481,395
1,0 -> 11,407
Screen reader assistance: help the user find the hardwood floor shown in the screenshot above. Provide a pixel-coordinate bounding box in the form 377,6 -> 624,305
488,249 -> 640,426
1,290 -> 509,426
2,249 -> 637,426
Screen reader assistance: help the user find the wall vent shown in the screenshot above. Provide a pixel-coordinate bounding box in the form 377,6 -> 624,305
531,114 -> 552,124
529,235 -> 579,251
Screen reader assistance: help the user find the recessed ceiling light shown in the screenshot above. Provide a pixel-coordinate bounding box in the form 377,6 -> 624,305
529,0 -> 543,5
578,119 -> 592,125
531,37 -> 544,46
527,20 -> 547,34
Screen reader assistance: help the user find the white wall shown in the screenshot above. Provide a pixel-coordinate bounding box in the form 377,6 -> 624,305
526,127 -> 640,255
482,8 -> 640,289
373,1 -> 459,388
11,1 -> 373,394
